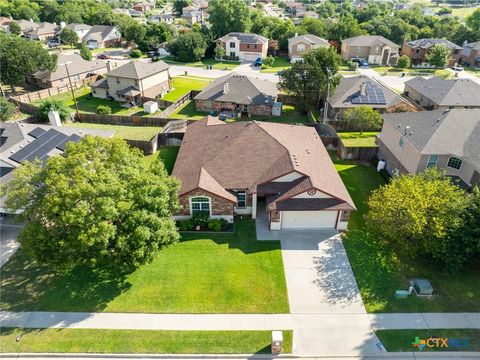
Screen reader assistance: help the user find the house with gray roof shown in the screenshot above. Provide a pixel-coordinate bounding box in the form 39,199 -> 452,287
327,75 -> 414,118
288,34 -> 330,62
341,35 -> 400,65
82,25 -> 121,49
459,41 -> 480,68
58,23 -> 92,40
401,38 -> 462,66
216,32 -> 269,62
404,77 -> 480,110
194,73 -> 281,117
91,60 -> 170,103
378,109 -> 480,188
23,21 -> 58,40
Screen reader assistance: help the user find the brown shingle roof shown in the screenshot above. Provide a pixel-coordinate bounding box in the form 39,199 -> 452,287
172,118 -> 355,209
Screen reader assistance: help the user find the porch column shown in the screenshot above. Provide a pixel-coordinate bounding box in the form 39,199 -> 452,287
386,48 -> 391,65
252,193 -> 257,219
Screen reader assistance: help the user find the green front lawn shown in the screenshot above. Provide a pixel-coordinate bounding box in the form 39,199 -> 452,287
64,122 -> 162,141
261,57 -> 291,73
0,219 -> 289,313
376,329 -> 480,352
161,76 -> 211,102
168,100 -> 210,120
332,153 -> 480,313
371,66 -> 437,76
143,146 -> 179,174
338,132 -> 378,147
163,56 -> 240,71
0,328 -> 293,354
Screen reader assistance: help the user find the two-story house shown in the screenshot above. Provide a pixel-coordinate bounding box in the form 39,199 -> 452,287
216,32 -> 269,62
182,5 -> 206,26
59,23 -> 92,41
459,41 -> 480,68
377,109 -> 480,188
341,35 -> 400,66
288,34 -> 330,62
172,117 -> 356,231
404,77 -> 480,110
91,60 -> 170,104
401,38 -> 462,66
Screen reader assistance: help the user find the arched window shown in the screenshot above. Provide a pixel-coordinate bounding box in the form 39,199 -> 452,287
447,157 -> 462,170
190,196 -> 210,216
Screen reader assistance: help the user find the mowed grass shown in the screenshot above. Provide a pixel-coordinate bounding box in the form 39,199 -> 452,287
0,328 -> 293,354
161,76 -> 211,103
338,132 -> 378,147
376,329 -> 480,352
64,122 -> 162,141
244,105 -> 308,124
261,57 -> 291,73
332,153 -> 480,313
163,56 -> 240,71
168,100 -> 210,120
450,6 -> 479,18
0,219 -> 289,313
143,146 -> 179,174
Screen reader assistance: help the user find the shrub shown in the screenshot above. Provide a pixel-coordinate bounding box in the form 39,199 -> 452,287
434,69 -> 452,79
130,49 -> 142,58
178,219 -> 195,231
207,219 -> 222,232
0,97 -> 15,122
263,56 -> 275,67
192,211 -> 209,227
396,55 -> 410,69
38,99 -> 71,122
347,60 -> 358,71
97,105 -> 112,114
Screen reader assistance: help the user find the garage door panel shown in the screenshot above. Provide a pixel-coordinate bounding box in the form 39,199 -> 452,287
282,211 -> 337,229
243,53 -> 261,61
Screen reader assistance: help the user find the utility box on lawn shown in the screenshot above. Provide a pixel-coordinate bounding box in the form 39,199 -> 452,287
271,331 -> 283,355
412,279 -> 433,296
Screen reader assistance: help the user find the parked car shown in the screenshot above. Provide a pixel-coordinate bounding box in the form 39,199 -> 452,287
351,58 -> 368,67
254,57 -> 263,66
47,40 -> 60,48
97,54 -> 110,60
452,66 -> 464,72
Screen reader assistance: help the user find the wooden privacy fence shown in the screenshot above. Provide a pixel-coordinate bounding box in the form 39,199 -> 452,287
336,143 -> 378,161
125,134 -> 159,155
160,90 -> 201,117
76,113 -> 172,127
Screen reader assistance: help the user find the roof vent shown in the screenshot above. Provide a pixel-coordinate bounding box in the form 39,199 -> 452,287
223,81 -> 229,95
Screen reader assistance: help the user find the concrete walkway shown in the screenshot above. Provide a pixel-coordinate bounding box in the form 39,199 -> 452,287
369,313 -> 480,330
0,218 -> 22,268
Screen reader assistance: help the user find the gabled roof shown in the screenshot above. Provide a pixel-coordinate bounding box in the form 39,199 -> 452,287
404,38 -> 461,50
328,75 -> 407,109
83,25 -> 119,42
288,34 -> 329,47
172,118 -> 355,209
25,22 -> 58,37
405,77 -> 480,107
194,73 -> 277,105
217,32 -> 269,44
342,35 -> 399,49
382,109 -> 480,172
462,41 -> 480,51
106,60 -> 169,80
32,54 -> 106,82
65,23 -> 92,32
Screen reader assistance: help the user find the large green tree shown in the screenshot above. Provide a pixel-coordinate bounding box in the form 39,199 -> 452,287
167,32 -> 207,62
426,43 -> 451,68
173,0 -> 191,16
366,169 -> 477,271
343,106 -> 382,131
466,9 -> 480,40
0,33 -> 57,92
3,136 -> 180,270
209,0 -> 251,38
60,28 -> 79,47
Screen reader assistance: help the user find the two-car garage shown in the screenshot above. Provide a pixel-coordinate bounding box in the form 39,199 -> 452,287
281,211 -> 338,229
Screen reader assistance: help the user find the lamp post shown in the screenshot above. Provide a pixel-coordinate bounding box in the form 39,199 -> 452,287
60,61 -> 79,119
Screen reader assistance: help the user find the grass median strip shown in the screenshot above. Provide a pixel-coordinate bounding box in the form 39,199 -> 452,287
0,328 -> 293,354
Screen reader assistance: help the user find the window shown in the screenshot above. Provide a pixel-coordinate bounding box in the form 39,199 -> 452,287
447,156 -> 462,170
229,51 -> 235,57
191,196 -> 210,216
236,191 -> 246,208
297,44 -> 305,52
247,44 -> 250,49
426,155 -> 438,168
398,137 -> 405,149
229,42 -> 235,48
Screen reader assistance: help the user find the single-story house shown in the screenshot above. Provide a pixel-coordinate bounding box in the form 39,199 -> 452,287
327,75 -> 414,118
216,32 -> 269,61
27,54 -> 107,89
91,60 -> 170,103
404,77 -> 480,110
194,73 -> 281,117
288,34 -> 330,62
341,35 -> 400,66
172,117 -> 356,230
377,109 -> 480,188
24,21 -> 58,40
82,25 -> 122,49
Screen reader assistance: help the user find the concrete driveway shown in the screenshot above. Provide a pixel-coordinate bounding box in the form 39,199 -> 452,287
279,231 -> 381,356
0,217 -> 22,268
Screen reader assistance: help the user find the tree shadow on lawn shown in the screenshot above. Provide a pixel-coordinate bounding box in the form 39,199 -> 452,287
0,250 -> 132,312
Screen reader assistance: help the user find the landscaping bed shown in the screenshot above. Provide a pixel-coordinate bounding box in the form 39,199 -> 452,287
0,328 -> 293,354
0,218 -> 289,313
177,212 -> 234,232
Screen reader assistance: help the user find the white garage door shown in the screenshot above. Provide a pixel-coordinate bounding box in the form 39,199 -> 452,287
282,211 -> 338,229
243,52 -> 260,61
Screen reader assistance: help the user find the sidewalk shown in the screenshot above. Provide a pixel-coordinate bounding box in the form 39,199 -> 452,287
369,313 -> 480,330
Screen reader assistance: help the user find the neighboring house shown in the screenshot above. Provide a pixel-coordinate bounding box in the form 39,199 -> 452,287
459,41 -> 480,68
404,77 -> 480,110
113,8 -> 143,17
302,10 -> 319,18
192,0 -> 208,10
401,38 -> 462,66
285,2 -> 306,16
148,12 -> 174,24
132,2 -> 153,12
172,117 -> 356,230
216,32 -> 269,61
377,109 -> 480,188
16,19 -> 38,35
327,75 -> 413,118
23,22 -> 58,40
288,34 -> 330,62
91,60 -> 170,103
181,5 -> 206,26
194,73 -> 281,117
0,16 -> 13,31
27,54 -> 107,89
82,25 -> 122,49
58,23 -> 92,41
341,35 -> 400,66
